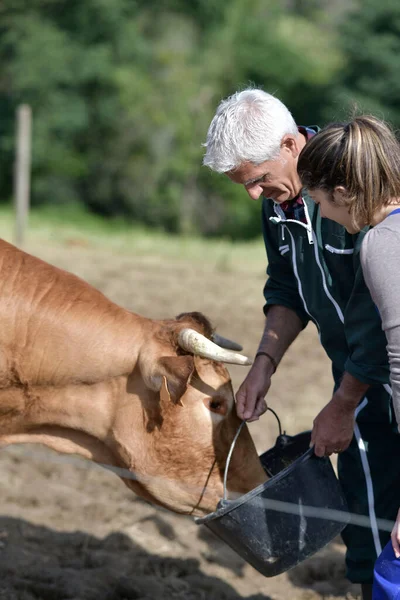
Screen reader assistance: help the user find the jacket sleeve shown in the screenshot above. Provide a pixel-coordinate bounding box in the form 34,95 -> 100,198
343,230 -> 390,385
262,199 -> 310,328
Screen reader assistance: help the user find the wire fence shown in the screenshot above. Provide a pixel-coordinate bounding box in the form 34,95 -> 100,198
0,444 -> 395,535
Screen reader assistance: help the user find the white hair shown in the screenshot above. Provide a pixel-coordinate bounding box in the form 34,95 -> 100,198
203,88 -> 299,173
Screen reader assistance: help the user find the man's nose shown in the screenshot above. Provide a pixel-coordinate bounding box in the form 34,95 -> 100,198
245,184 -> 262,201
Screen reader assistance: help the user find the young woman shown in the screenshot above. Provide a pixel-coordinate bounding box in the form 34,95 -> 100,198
297,115 -> 400,600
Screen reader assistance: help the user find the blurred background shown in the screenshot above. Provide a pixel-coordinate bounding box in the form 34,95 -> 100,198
0,2 -> 398,599
1,0 -> 399,240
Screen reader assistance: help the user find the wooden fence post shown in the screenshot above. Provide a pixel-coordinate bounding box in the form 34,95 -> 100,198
14,104 -> 32,247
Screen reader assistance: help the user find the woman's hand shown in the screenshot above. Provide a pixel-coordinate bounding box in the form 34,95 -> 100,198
391,507 -> 400,558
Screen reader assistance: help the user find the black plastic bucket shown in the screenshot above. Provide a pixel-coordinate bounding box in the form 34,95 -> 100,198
196,429 -> 350,577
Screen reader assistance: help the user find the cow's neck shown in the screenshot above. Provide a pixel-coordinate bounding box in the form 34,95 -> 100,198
0,238 -> 153,388
4,308 -> 151,389
0,378 -> 126,468
0,377 -> 164,499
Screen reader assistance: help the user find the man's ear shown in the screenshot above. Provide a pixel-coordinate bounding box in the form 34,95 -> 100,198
156,356 -> 195,405
281,134 -> 299,157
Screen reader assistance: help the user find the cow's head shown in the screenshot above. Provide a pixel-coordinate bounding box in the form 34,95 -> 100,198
111,312 -> 268,516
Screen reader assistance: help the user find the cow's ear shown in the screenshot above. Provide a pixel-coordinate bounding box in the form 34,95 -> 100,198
157,356 -> 195,405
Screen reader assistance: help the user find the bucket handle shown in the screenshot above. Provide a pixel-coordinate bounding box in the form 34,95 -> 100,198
223,407 -> 283,501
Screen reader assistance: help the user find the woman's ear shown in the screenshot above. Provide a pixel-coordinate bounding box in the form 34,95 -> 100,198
333,186 -> 350,204
334,185 -> 349,197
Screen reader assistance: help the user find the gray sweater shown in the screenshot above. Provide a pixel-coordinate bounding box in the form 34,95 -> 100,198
360,212 -> 400,429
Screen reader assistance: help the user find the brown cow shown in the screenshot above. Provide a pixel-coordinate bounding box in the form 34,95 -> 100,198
0,239 -> 267,516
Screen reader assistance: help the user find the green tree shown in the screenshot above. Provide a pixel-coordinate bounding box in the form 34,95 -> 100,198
0,0 -> 345,238
0,0 -> 141,208
326,0 -> 400,127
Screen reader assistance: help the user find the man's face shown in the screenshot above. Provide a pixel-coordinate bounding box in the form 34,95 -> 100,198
226,142 -> 302,204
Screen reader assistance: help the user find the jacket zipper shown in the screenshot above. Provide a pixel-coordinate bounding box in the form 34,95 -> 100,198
272,201 -> 314,245
272,198 -> 344,324
312,232 -> 344,323
283,225 -> 320,330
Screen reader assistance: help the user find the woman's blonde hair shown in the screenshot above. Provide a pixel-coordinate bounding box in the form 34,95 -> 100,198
297,115 -> 400,227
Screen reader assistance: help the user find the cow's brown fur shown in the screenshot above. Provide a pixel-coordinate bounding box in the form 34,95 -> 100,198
0,239 -> 267,516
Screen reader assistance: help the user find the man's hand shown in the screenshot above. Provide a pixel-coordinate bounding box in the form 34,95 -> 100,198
236,354 -> 275,422
311,394 -> 355,457
235,305 -> 303,422
391,508 -> 400,558
311,372 -> 369,457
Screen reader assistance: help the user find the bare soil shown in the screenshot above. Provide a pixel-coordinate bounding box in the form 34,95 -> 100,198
0,237 -> 362,600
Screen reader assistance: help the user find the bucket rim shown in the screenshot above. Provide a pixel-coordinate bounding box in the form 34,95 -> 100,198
195,446 -> 319,525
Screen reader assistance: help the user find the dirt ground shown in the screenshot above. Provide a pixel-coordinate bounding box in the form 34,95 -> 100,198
0,236 -> 363,600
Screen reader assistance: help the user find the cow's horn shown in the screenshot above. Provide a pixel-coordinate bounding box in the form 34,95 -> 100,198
211,333 -> 243,352
178,328 -> 252,366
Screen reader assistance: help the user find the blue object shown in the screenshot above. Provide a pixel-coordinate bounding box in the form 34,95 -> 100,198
387,208 -> 400,218
373,541 -> 400,599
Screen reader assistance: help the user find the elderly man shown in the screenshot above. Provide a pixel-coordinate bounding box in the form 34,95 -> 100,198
203,88 -> 400,600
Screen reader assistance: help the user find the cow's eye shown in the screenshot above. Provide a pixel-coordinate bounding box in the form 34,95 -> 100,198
203,397 -> 227,415
210,400 -> 221,410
